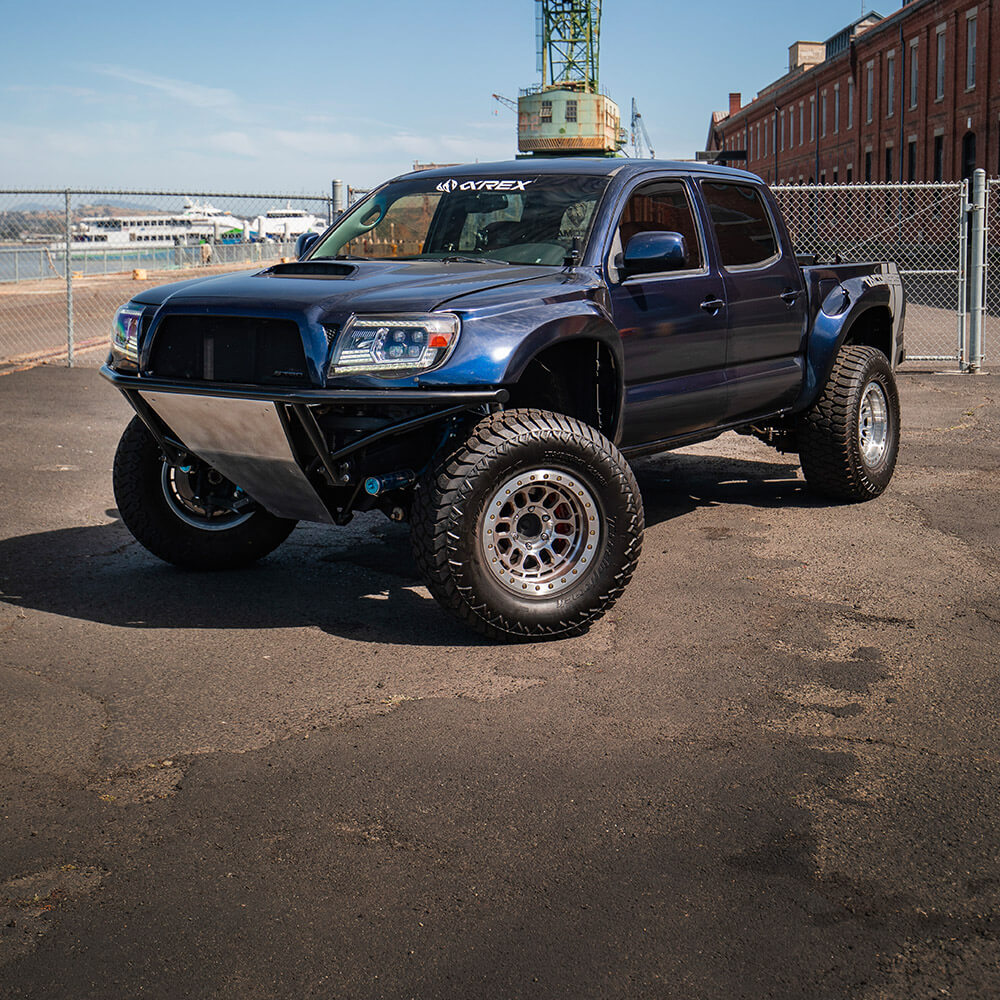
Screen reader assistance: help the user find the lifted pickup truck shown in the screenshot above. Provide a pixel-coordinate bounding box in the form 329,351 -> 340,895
103,159 -> 904,639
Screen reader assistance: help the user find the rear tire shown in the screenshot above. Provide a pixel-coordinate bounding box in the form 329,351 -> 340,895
411,408 -> 644,640
113,416 -> 297,569
797,345 -> 900,501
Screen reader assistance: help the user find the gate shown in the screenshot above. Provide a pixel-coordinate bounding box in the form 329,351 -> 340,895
772,181 -> 968,367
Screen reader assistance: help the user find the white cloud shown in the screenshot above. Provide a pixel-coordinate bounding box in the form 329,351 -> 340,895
92,65 -> 242,116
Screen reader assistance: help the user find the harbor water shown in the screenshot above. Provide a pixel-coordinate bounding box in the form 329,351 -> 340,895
0,241 -> 298,284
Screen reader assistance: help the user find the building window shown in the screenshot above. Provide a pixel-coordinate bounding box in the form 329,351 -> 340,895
866,62 -> 874,123
780,111 -> 785,151
540,100 -> 552,123
908,139 -> 917,181
966,14 -> 976,89
885,146 -> 893,182
833,168 -> 839,183
789,107 -> 794,147
757,123 -> 761,160
887,52 -> 895,116
936,26 -> 946,100
846,165 -> 853,183
834,83 -> 840,133
810,96 -> 816,141
821,93 -> 827,137
848,77 -> 854,129
865,150 -> 872,182
909,39 -> 919,108
962,132 -> 976,180
933,134 -> 944,180
799,101 -> 804,145
565,100 -> 577,123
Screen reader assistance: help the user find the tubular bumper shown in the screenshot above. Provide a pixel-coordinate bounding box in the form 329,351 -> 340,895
101,365 -> 507,524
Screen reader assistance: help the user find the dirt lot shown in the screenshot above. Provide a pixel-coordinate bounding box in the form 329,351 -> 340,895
0,259 -> 285,371
0,366 -> 998,999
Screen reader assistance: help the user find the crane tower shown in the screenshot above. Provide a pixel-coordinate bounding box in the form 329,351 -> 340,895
517,0 -> 622,156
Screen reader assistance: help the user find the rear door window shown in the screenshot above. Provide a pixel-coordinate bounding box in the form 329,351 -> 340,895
700,182 -> 779,269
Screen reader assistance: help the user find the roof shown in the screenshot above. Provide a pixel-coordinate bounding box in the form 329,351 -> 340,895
393,158 -> 759,184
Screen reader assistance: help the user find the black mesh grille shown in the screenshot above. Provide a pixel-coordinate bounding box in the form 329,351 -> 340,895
147,316 -> 310,386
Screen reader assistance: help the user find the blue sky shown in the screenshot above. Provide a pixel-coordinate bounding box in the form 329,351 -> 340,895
1,0 -> 900,194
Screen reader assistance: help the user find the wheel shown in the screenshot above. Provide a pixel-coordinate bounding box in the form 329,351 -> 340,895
797,345 -> 900,501
113,415 -> 297,569
411,408 -> 644,640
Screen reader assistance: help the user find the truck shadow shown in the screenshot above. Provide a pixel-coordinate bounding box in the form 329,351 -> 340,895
0,454 -> 821,646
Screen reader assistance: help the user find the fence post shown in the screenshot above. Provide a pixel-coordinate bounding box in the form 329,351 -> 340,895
64,190 -> 74,368
958,180 -> 969,368
968,169 -> 987,373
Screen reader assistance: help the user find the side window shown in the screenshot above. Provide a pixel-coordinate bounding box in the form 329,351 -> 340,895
701,182 -> 778,268
617,181 -> 703,270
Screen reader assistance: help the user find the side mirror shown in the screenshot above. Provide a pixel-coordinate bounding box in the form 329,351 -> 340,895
623,231 -> 689,275
296,232 -> 321,260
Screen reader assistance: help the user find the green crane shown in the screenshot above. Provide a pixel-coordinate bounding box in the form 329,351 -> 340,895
537,0 -> 602,93
517,0 -> 621,156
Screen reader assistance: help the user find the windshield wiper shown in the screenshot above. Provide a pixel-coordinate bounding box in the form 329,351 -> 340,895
438,255 -> 511,265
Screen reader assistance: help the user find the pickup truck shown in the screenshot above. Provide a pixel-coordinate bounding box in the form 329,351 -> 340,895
102,159 -> 904,640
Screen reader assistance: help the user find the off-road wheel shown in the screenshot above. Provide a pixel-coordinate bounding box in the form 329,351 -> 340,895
113,415 -> 297,569
411,408 -> 644,640
797,345 -> 900,501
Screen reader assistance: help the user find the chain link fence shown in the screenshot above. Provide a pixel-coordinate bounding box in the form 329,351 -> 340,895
1,182 -> 992,373
0,189 -> 335,369
773,181 -> 968,367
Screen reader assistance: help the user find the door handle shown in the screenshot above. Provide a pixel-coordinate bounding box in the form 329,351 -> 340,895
700,296 -> 725,315
780,288 -> 803,304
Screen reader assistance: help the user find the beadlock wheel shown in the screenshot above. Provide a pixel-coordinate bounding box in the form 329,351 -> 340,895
411,408 -> 644,641
113,415 -> 297,569
480,468 -> 604,598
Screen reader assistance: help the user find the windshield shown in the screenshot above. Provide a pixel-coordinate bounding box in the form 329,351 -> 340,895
310,173 -> 611,266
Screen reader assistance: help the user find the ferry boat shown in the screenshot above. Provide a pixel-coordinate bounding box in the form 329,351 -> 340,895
252,204 -> 327,241
62,200 -> 246,249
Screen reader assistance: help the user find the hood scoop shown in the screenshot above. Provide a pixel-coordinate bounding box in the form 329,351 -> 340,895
261,261 -> 356,279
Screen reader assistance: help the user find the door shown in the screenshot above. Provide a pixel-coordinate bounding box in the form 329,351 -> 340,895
698,180 -> 807,421
607,179 -> 729,447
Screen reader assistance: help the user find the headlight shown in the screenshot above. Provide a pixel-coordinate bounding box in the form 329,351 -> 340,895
111,304 -> 143,369
330,313 -> 460,377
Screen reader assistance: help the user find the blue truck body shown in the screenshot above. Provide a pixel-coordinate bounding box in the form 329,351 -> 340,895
102,160 -> 904,637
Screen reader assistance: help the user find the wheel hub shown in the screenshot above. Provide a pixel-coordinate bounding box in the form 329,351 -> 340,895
161,461 -> 255,531
480,469 -> 603,598
859,381 -> 890,467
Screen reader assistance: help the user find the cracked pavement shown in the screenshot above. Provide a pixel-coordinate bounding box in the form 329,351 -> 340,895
0,365 -> 998,999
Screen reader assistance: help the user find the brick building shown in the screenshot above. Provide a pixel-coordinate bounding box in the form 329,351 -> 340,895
705,0 -> 1000,183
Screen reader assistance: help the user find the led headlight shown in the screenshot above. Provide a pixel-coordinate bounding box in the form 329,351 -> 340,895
111,304 -> 143,369
330,313 -> 460,377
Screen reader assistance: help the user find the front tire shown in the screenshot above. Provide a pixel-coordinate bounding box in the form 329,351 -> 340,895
411,409 -> 644,640
113,416 -> 297,569
797,345 -> 900,501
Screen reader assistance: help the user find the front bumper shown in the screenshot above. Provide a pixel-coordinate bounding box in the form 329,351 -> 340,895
101,365 -> 507,524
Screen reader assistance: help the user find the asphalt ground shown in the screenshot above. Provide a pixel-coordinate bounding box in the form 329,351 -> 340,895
1,365 -> 998,999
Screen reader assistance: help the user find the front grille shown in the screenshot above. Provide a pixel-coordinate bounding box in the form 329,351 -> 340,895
147,316 -> 310,386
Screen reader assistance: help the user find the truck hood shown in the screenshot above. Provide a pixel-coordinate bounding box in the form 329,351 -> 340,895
136,259 -> 561,322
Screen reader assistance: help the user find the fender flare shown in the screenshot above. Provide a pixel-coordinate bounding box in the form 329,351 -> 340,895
795,284 -> 898,412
